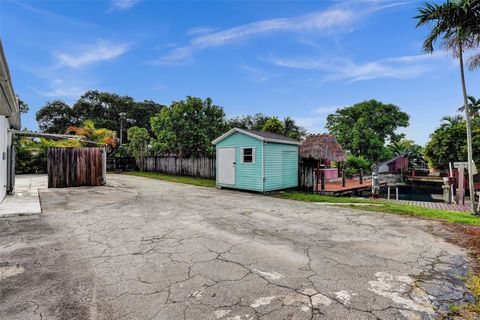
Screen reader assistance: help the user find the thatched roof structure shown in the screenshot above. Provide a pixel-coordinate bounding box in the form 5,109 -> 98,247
300,134 -> 346,162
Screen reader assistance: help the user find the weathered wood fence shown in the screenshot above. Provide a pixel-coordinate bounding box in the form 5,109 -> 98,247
107,157 -> 137,172
141,156 -> 216,179
47,147 -> 106,188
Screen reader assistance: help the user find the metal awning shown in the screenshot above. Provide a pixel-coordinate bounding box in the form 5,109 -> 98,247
11,130 -> 84,140
10,130 -> 107,147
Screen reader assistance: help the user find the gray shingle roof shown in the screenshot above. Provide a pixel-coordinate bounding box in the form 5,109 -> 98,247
240,128 -> 300,143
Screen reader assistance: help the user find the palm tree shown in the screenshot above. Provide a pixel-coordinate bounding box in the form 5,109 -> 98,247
440,115 -> 464,127
458,95 -> 480,118
67,119 -> 118,150
416,0 -> 480,214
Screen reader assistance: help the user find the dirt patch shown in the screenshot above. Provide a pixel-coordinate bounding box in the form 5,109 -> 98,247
443,223 -> 480,273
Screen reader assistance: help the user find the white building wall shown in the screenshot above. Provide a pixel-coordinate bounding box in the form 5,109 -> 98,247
0,115 -> 7,202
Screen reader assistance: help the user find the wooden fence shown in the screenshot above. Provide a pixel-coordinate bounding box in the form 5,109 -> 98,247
141,156 -> 216,179
48,147 -> 106,188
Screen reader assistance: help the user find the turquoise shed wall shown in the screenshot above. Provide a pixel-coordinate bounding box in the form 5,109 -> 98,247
216,132 -> 263,192
264,142 -> 298,192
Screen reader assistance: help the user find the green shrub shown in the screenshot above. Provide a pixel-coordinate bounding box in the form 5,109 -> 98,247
343,155 -> 371,176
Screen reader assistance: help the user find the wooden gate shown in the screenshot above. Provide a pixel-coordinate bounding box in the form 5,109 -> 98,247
47,147 -> 106,188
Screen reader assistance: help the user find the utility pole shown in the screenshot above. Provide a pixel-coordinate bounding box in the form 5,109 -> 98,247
119,112 -> 126,145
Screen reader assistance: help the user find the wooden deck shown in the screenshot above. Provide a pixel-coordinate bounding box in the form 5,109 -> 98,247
318,179 -> 375,195
384,199 -> 471,213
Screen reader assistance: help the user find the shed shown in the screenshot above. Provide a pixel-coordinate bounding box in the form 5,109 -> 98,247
212,128 -> 301,192
378,153 -> 409,174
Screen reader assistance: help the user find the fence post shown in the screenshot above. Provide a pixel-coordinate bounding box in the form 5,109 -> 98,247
360,169 -> 363,185
321,171 -> 325,191
342,169 -> 346,188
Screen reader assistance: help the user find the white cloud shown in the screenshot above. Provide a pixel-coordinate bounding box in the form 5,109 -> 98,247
29,79 -> 89,98
154,7 -> 356,64
314,106 -> 339,114
108,0 -> 140,11
293,116 -> 326,134
11,1 -> 97,28
239,65 -> 281,82
186,26 -> 217,36
55,40 -> 130,68
267,52 -> 449,82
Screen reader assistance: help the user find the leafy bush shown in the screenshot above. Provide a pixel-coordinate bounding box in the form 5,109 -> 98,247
343,155 -> 371,176
15,137 -> 82,174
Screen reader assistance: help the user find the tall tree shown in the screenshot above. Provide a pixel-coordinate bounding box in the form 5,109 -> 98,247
458,96 -> 480,118
228,114 -> 306,140
262,117 -> 284,135
72,91 -> 164,137
425,117 -> 480,170
440,115 -> 464,128
66,119 -> 118,150
17,97 -> 29,113
150,97 -> 227,157
416,0 -> 480,213
388,139 -> 426,170
126,126 -> 150,168
326,100 -> 410,162
35,100 -> 76,133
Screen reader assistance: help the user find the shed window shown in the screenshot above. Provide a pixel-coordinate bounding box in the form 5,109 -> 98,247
242,148 -> 255,163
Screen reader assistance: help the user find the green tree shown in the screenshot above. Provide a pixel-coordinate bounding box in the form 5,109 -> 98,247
15,137 -> 82,174
458,96 -> 480,118
35,100 -> 76,133
72,91 -> 164,138
440,115 -> 464,128
388,139 -> 426,170
343,155 -> 371,177
228,113 -> 270,131
416,0 -> 480,212
126,126 -> 150,167
228,114 -> 306,140
326,100 -> 410,163
66,119 -> 118,150
425,117 -> 480,170
17,98 -> 29,113
150,97 -> 227,157
283,117 -> 306,140
262,116 -> 284,135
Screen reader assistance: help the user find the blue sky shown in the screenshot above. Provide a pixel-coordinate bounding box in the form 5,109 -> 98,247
1,0 -> 479,145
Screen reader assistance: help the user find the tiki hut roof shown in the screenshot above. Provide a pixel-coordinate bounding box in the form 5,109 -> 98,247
300,134 -> 346,162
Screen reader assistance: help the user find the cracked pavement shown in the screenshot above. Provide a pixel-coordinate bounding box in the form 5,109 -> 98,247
0,174 -> 473,319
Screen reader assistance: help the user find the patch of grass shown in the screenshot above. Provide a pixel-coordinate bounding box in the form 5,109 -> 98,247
456,275 -> 480,318
468,275 -> 480,300
123,171 -> 216,188
449,304 -> 460,315
276,192 -> 480,226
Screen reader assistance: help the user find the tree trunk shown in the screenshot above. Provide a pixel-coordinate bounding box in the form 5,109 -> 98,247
458,41 -> 477,214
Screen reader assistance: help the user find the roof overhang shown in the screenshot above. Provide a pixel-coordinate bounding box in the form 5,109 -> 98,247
212,128 -> 302,146
0,41 -> 20,129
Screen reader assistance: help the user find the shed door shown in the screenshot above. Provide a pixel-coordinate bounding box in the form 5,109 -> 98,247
218,148 -> 235,185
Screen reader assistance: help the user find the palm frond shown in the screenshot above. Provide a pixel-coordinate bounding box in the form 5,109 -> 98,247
468,52 -> 480,69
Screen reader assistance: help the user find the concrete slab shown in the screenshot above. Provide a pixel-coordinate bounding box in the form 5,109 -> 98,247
0,174 -> 45,217
0,174 -> 474,319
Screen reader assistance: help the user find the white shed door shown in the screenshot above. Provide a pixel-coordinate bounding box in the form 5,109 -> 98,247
218,148 -> 235,185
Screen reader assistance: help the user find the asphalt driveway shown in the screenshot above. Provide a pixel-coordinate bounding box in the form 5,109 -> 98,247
0,174 -> 472,320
